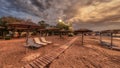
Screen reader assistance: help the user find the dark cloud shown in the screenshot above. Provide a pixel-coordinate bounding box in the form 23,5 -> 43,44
0,0 -> 120,30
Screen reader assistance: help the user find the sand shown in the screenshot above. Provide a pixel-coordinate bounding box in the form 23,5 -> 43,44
50,36 -> 120,68
0,35 -> 120,68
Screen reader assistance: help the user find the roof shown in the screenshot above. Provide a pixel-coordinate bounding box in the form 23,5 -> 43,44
101,29 -> 120,33
8,22 -> 40,29
75,29 -> 93,32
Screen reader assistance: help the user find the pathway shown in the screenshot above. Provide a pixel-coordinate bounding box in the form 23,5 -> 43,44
22,37 -> 78,68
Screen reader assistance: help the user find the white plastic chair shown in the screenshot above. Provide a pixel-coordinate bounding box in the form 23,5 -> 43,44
40,37 -> 52,44
34,37 -> 47,45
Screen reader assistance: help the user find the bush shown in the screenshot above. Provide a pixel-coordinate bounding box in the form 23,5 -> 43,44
56,21 -> 69,30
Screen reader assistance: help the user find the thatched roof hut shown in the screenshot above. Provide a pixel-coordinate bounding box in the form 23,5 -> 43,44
74,29 -> 93,45
8,21 -> 40,30
1,20 -> 41,31
0,21 -> 43,39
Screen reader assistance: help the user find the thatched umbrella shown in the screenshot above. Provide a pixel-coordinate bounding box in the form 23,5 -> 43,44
8,22 -> 40,30
7,22 -> 40,38
75,29 -> 93,45
100,29 -> 120,46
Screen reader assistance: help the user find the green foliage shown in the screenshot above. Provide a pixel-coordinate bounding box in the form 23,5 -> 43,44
0,20 -> 8,27
38,20 -> 49,28
0,16 -> 25,27
0,18 -> 8,31
0,16 -> 23,24
56,21 -> 74,36
56,21 -> 69,30
0,16 -> 28,30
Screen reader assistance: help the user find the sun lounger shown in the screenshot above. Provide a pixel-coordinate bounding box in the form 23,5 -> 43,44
40,37 -> 52,44
33,37 -> 47,45
25,38 -> 42,48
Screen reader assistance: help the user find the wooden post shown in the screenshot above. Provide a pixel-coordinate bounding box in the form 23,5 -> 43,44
3,31 -> 6,39
38,31 -> 40,37
18,31 -> 22,38
110,32 -> 113,46
45,30 -> 48,37
39,30 -> 41,36
60,31 -> 62,38
1,30 -> 4,39
25,27 -> 30,54
11,27 -> 15,38
100,32 -> 102,43
81,32 -> 84,45
12,30 -> 15,38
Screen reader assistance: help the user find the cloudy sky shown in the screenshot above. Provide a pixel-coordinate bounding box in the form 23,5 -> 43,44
0,0 -> 120,31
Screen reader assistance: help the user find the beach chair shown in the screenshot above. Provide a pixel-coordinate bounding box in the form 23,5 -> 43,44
25,38 -> 42,48
33,37 -> 48,45
40,37 -> 52,44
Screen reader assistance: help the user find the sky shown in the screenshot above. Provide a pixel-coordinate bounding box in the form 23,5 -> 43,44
0,0 -> 120,31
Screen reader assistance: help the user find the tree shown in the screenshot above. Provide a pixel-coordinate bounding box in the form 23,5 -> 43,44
38,20 -> 49,29
56,20 -> 69,30
0,16 -> 24,24
67,22 -> 74,32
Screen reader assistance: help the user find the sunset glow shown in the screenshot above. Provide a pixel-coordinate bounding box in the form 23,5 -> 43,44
58,19 -> 63,22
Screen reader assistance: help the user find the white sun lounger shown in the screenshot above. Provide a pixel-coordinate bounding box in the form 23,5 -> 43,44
25,38 -> 42,48
40,37 -> 52,44
34,37 -> 47,45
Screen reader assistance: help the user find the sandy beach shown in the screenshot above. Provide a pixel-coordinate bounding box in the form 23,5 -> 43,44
0,36 -> 120,68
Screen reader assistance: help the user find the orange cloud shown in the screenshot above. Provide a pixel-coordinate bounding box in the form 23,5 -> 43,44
70,0 -> 120,23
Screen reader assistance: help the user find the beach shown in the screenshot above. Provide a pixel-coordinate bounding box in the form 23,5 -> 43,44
0,36 -> 120,68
